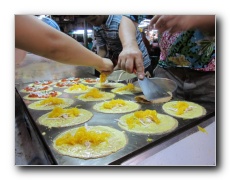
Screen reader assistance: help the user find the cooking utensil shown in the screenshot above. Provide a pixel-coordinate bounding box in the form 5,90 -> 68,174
134,77 -> 177,95
138,77 -> 171,101
133,69 -> 171,101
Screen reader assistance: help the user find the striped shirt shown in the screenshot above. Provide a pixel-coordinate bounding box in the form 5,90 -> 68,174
93,15 -> 151,68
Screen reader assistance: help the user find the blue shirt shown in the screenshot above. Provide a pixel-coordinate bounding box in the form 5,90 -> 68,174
93,15 -> 151,68
41,17 -> 60,31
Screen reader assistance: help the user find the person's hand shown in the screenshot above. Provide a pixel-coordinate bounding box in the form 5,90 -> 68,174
95,58 -> 114,76
115,46 -> 145,80
149,15 -> 194,34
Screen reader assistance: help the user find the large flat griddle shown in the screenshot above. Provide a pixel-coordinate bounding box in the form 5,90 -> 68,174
15,79 -> 215,165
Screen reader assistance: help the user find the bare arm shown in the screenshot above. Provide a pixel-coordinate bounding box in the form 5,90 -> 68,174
15,15 -> 113,75
149,15 -> 215,36
118,16 -> 145,79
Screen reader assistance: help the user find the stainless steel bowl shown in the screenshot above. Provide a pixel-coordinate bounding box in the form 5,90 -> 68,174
133,77 -> 178,95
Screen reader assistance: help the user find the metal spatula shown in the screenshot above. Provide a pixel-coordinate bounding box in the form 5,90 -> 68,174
138,76 -> 171,101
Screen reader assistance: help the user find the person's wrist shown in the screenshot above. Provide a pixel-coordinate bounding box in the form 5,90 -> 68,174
92,56 -> 104,69
122,39 -> 138,49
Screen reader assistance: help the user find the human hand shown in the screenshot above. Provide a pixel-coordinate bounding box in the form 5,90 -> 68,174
149,15 -> 195,34
95,58 -> 114,76
115,46 -> 145,80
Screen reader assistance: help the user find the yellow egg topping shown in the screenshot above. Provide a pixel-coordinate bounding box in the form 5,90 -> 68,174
38,97 -> 65,106
100,73 -> 107,83
125,109 -> 160,129
83,88 -> 104,98
114,83 -> 135,92
55,126 -> 110,146
198,126 -> 208,134
68,84 -> 88,91
174,101 -> 189,115
102,99 -> 126,109
48,107 -> 80,118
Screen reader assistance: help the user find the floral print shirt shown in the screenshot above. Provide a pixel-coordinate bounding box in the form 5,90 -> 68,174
158,30 -> 215,71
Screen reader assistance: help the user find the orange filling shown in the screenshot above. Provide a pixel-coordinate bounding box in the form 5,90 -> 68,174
38,97 -> 64,106
68,84 -> 88,91
114,83 -> 135,92
174,101 -> 189,115
83,88 -> 104,98
55,127 -> 110,146
48,107 -> 80,118
102,99 -> 126,109
125,109 -> 160,129
99,73 -> 107,83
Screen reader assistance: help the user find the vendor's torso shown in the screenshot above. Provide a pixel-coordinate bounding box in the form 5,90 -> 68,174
158,30 -> 215,71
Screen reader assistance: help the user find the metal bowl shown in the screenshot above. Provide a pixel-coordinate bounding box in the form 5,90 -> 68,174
133,77 -> 178,95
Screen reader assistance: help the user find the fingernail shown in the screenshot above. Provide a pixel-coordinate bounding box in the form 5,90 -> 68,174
138,74 -> 144,79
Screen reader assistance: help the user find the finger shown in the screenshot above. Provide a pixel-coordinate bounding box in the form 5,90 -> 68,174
113,64 -> 120,70
120,59 -> 126,71
117,56 -> 124,69
149,15 -> 161,28
165,17 -> 180,33
134,61 -> 145,80
154,15 -> 165,28
125,59 -> 134,73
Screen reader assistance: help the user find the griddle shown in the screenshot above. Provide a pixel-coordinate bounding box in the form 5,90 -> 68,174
15,79 -> 215,165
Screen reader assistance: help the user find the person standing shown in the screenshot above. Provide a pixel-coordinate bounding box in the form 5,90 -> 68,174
149,15 -> 215,104
87,37 -> 93,50
82,15 -> 152,79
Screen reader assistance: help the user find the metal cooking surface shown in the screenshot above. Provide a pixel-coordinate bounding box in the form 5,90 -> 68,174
15,80 -> 215,165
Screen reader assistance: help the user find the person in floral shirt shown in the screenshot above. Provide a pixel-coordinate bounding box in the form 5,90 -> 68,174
149,15 -> 215,104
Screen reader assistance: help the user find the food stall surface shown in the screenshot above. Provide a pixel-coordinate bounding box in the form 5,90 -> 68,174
15,54 -> 215,165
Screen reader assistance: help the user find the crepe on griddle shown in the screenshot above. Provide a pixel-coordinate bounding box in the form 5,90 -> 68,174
28,97 -> 74,110
53,126 -> 127,159
118,109 -> 178,135
93,99 -> 140,114
162,101 -> 206,119
37,107 -> 93,128
77,88 -> 115,102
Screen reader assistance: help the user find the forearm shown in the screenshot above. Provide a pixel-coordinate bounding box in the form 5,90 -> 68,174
150,15 -> 215,36
119,16 -> 139,48
15,15 -> 104,68
42,35 -> 104,67
191,15 -> 215,36
118,16 -> 145,78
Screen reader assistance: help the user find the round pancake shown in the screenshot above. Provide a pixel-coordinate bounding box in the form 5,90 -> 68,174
53,126 -> 127,159
118,112 -> 178,135
93,100 -> 140,114
94,82 -> 125,89
28,98 -> 74,110
134,92 -> 172,104
23,91 -> 62,100
37,108 -> 93,128
162,101 -> 207,119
